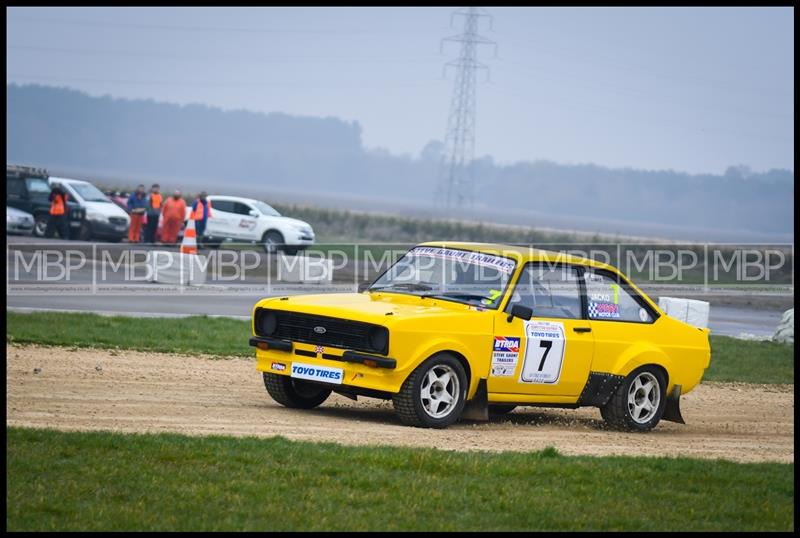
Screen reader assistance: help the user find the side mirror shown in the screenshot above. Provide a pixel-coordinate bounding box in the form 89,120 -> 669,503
357,282 -> 372,293
506,304 -> 533,323
248,209 -> 259,217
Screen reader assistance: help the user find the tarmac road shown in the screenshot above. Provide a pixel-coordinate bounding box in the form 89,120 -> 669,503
6,235 -> 791,337
6,296 -> 786,337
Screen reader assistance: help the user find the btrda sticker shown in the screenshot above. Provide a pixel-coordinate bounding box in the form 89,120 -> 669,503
491,336 -> 520,377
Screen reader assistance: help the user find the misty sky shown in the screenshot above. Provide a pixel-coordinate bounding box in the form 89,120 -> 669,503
6,6 -> 794,174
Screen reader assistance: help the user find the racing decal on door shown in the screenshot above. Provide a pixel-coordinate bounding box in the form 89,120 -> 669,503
519,320 -> 566,384
491,336 -> 520,377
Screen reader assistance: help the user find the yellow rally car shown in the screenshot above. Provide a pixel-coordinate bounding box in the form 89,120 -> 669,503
250,242 -> 711,430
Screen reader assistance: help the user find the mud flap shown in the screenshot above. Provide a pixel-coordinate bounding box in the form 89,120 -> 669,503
461,378 -> 489,421
662,384 -> 685,424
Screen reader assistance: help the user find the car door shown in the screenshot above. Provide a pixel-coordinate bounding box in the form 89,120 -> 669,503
231,201 -> 260,240
7,177 -> 29,212
581,267 -> 659,374
487,262 -> 594,398
205,199 -> 235,238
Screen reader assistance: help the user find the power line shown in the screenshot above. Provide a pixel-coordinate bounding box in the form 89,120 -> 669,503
6,73 -> 444,90
7,44 -> 440,64
435,7 -> 496,212
9,14 -> 436,37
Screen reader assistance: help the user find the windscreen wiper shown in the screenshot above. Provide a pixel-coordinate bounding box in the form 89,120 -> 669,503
369,282 -> 434,293
419,292 -> 492,303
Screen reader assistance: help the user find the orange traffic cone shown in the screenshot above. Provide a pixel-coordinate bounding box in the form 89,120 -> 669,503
181,216 -> 198,255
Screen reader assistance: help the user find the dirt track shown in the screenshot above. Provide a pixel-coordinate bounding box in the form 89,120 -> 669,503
6,344 -> 794,463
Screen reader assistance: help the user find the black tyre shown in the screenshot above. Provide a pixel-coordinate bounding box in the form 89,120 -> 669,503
392,353 -> 468,428
262,372 -> 332,409
78,222 -> 93,241
600,365 -> 667,432
489,404 -> 517,415
262,230 -> 285,254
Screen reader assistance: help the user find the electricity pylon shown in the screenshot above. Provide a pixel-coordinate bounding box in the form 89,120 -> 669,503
436,7 -> 497,212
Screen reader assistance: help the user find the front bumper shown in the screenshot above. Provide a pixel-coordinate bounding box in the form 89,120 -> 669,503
89,219 -> 129,239
251,337 -> 405,394
7,221 -> 34,235
250,336 -> 396,368
288,235 -> 315,246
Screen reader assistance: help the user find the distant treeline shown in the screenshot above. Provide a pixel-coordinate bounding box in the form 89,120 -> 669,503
7,83 -> 794,236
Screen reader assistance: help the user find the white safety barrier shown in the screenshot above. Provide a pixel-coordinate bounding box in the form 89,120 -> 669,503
657,296 -> 710,329
146,250 -> 208,286
276,253 -> 333,283
772,308 -> 794,344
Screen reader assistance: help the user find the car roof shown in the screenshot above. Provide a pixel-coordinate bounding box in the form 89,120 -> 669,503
416,241 -> 619,273
49,176 -> 89,185
208,195 -> 260,204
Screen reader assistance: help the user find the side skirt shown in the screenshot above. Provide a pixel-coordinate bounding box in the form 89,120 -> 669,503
577,372 -> 625,407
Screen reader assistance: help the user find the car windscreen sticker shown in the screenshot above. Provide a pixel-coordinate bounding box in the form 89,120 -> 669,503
491,336 -> 520,377
519,320 -> 566,384
409,247 -> 516,274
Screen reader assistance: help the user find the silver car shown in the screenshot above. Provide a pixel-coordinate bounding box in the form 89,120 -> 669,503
7,206 -> 35,235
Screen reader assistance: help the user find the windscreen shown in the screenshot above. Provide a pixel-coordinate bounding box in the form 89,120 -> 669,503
369,246 -> 517,309
25,178 -> 50,195
69,182 -> 110,202
253,201 -> 281,217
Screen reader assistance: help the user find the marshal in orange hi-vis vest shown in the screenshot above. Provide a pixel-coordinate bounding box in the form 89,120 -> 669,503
49,193 -> 67,215
150,193 -> 163,209
192,199 -> 213,220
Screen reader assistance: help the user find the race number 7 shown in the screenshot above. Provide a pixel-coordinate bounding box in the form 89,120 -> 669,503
520,322 -> 566,384
538,340 -> 552,371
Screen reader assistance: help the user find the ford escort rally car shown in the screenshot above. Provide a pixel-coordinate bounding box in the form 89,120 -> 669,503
250,242 -> 711,430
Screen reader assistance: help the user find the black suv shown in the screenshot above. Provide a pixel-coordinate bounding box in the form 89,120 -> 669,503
7,164 -> 85,238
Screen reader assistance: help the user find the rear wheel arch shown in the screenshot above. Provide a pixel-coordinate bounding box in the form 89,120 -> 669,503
613,345 -> 673,383
648,363 -> 669,390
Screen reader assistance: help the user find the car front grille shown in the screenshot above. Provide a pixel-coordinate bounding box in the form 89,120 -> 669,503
255,308 -> 388,355
109,217 -> 127,226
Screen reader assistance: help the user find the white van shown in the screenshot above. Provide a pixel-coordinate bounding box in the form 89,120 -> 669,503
196,195 -> 315,254
48,177 -> 131,241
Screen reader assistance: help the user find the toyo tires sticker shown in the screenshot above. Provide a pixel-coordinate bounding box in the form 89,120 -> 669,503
290,362 -> 343,385
519,320 -> 566,384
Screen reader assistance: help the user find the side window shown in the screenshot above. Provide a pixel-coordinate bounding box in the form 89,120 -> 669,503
506,263 -> 582,320
584,269 -> 655,323
211,200 -> 234,213
233,202 -> 254,215
7,178 -> 25,197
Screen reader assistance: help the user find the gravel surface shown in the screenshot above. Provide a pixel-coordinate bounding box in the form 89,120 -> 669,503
6,344 -> 794,463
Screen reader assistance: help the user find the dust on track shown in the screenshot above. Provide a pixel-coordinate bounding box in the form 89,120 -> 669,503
6,344 -> 794,463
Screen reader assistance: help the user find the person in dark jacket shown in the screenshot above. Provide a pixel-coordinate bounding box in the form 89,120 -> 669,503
127,184 -> 147,243
46,183 -> 70,239
191,191 -> 213,244
144,183 -> 162,243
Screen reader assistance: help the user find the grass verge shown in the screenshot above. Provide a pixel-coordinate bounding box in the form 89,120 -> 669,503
6,427 -> 794,531
6,311 -> 794,383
